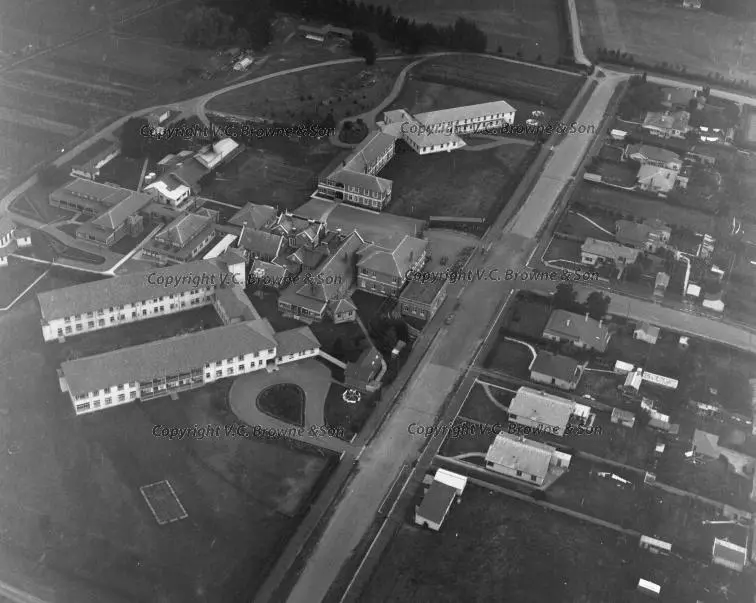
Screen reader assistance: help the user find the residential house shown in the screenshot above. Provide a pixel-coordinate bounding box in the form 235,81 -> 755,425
277,231 -> 365,323
633,322 -> 660,344
642,110 -> 690,139
508,386 -> 580,435
194,138 -> 242,171
654,272 -> 670,298
485,432 -> 571,487
238,229 -> 284,263
37,258 -> 237,341
70,141 -> 120,180
357,235 -> 428,297
142,212 -> 216,263
581,238 -> 640,267
702,290 -> 725,313
625,144 -> 682,171
229,203 -> 277,230
710,524 -> 749,572
414,479 -> 459,531
74,190 -> 150,247
0,216 -> 32,267
297,24 -> 353,43
636,165 -> 679,194
615,220 -> 670,252
270,212 -> 324,249
398,269 -> 448,322
542,309 -> 611,352
57,319 -> 320,415
345,346 -> 383,391
529,352 -> 583,391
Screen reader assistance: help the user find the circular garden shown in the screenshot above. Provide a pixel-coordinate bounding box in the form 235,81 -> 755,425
256,383 -> 305,426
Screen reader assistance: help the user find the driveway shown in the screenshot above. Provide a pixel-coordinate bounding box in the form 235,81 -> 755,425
229,359 -> 353,455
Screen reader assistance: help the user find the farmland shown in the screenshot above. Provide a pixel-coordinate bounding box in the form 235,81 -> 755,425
371,0 -> 568,63
360,485 -> 749,602
576,0 -> 756,85
0,273 -> 335,602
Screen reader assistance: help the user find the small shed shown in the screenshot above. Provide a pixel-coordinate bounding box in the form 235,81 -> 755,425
611,408 -> 636,428
415,480 -> 458,531
637,579 -> 661,597
639,535 -> 672,555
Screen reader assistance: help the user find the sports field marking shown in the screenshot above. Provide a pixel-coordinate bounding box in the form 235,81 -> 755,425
140,479 -> 188,525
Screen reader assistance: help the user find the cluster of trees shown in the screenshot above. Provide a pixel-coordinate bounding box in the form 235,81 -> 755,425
184,0 -> 273,50
617,75 -> 662,120
275,0 -> 487,53
552,283 -> 611,322
350,31 -> 376,65
368,315 -> 409,356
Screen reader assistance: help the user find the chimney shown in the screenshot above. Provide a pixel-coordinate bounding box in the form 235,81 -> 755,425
585,312 -> 589,322
238,221 -> 247,248
566,319 -> 571,327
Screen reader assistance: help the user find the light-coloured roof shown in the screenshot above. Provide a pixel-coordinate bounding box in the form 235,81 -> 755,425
144,178 -> 190,201
635,322 -> 660,340
509,387 -> 575,432
61,320 -> 277,396
637,164 -> 677,190
626,144 -> 681,164
643,111 -> 690,132
37,259 -> 228,321
655,272 -> 670,288
712,538 -> 748,566
195,138 -> 239,169
485,432 -> 556,479
693,429 -> 720,458
582,238 -> 640,263
55,179 -> 130,205
414,100 -> 516,127
275,326 -> 320,357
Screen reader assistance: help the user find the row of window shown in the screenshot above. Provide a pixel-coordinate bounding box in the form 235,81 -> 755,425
61,291 -> 211,323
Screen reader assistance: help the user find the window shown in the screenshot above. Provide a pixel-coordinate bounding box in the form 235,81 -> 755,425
118,394 -> 125,402
75,324 -> 82,331
105,398 -> 112,405
516,470 -> 523,477
132,312 -> 137,318
130,392 -> 136,399
227,368 -> 233,375
142,310 -> 147,316
64,316 -> 71,323
65,326 -> 72,334
206,374 -> 211,380
237,355 -> 244,362
118,384 -> 124,390
238,365 -> 244,372
57,329 -> 63,336
75,403 -> 90,412
530,475 -> 538,482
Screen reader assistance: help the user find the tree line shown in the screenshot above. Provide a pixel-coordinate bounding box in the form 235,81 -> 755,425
183,0 -> 487,55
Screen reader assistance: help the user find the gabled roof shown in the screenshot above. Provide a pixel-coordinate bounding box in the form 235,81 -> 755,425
154,212 -> 213,247
615,221 -> 654,247
330,297 -> 357,314
328,168 -> 392,194
251,259 -> 288,282
357,235 -> 427,277
416,480 -> 457,525
88,191 -> 151,231
543,310 -> 610,352
692,429 -> 720,458
61,320 -> 277,396
37,259 -> 228,321
581,238 -> 640,264
229,203 -> 277,229
54,179 -> 130,206
414,100 -> 516,126
485,433 -> 556,479
509,387 -> 576,432
294,231 -> 364,302
634,322 -> 660,341
626,144 -> 681,164
293,198 -> 338,223
655,272 -> 670,289
343,130 -> 396,174
171,157 -> 209,189
643,111 -> 690,132
239,229 -> 283,259
530,352 -> 580,383
214,287 -> 260,322
275,326 -> 320,357
712,538 -> 748,567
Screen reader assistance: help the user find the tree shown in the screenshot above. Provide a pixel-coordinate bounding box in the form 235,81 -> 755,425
585,291 -> 610,321
552,283 -> 577,311
120,116 -> 149,158
624,262 -> 642,283
351,31 -> 376,64
332,337 -> 344,359
183,6 -> 235,48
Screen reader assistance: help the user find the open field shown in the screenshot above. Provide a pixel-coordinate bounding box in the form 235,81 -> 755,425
458,380 -> 515,425
371,0 -> 567,63
383,141 -> 535,222
577,0 -> 756,84
360,485 -> 749,602
200,140 -> 336,211
498,292 -> 552,339
411,54 -> 585,112
0,259 -> 48,308
572,182 -> 724,234
207,61 -> 412,124
0,275 -> 335,602
555,209 -> 615,239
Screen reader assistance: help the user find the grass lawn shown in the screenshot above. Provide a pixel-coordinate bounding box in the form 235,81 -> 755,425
199,140 -> 335,212
372,0 -> 568,63
439,418 -> 497,457
386,78 -> 499,117
0,258 -> 48,308
207,61 -> 412,124
543,236 -> 581,264
499,292 -> 552,339
482,339 -> 534,377
11,190 -> 74,223
56,223 -> 79,238
577,0 -> 756,86
458,380 -> 514,425
245,286 -> 305,332
593,160 -> 638,187
383,141 -> 534,222
411,55 -> 584,111
323,383 -> 375,441
361,485 -> 749,602
548,458 -> 716,555
256,383 -> 306,427
0,289 -> 335,602
573,182 -> 724,234
555,210 -> 615,240
309,320 -> 365,364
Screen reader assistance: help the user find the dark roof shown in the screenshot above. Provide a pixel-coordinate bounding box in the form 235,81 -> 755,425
275,327 -> 320,357
61,320 -> 277,396
345,347 -> 382,383
416,480 -> 457,525
530,352 -> 580,382
214,287 -> 260,322
89,191 -> 151,231
171,157 -> 210,189
294,231 -> 364,302
229,203 -> 276,229
239,229 -> 283,258
37,259 -> 228,321
357,235 -> 427,277
154,213 -> 214,247
543,310 -> 610,352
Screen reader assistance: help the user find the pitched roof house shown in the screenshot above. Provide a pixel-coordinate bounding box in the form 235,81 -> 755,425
357,235 -> 428,297
581,238 -> 640,266
229,203 -> 277,229
238,229 -> 284,262
636,165 -> 678,194
485,432 -> 571,486
345,346 -> 383,391
642,110 -> 690,138
543,309 -> 611,352
75,190 -> 150,247
143,212 -> 216,262
615,220 -> 670,251
507,387 -> 577,435
625,144 -> 682,170
529,352 -> 583,391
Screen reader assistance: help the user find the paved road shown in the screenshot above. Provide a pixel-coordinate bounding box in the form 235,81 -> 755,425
284,67 -> 620,603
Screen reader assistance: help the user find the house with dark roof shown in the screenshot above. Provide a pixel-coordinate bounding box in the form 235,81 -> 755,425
485,432 -> 571,487
238,228 -> 284,262
356,235 -> 428,297
74,190 -> 150,247
398,270 -> 448,322
529,352 -> 583,391
250,259 -> 292,288
277,231 -> 365,324
508,387 -> 581,435
270,212 -> 324,249
625,144 -> 682,171
142,212 -> 216,263
543,310 -> 611,352
229,203 -> 277,230
345,346 -> 383,391
414,470 -> 467,531
213,287 -> 260,324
